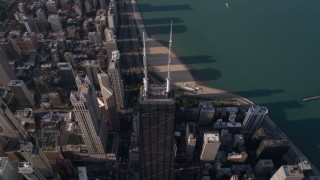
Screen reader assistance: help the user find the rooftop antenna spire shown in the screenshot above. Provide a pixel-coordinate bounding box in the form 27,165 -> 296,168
166,21 -> 173,93
143,32 -> 148,95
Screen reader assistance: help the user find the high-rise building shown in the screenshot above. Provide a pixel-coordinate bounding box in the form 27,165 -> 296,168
48,14 -> 62,31
0,157 -> 22,180
88,32 -> 101,45
8,80 -> 35,108
74,1 -> 83,17
60,0 -> 71,12
251,128 -> 267,149
57,62 -> 76,86
0,100 -> 30,141
185,122 -> 196,162
220,129 -> 232,150
256,139 -> 290,160
18,32 -> 37,53
139,31 -> 175,180
18,3 -> 28,14
85,1 -> 91,13
78,167 -> 88,180
70,75 -> 107,160
107,1 -> 118,28
254,159 -> 274,177
64,52 -> 75,67
83,60 -> 100,87
198,101 -> 215,125
7,31 -> 22,57
200,132 -> 220,161
242,106 -> 268,133
99,0 -> 107,9
0,38 -> 19,60
19,141 -> 54,178
104,28 -> 117,58
18,162 -> 46,180
232,134 -> 245,148
139,86 -> 175,179
95,14 -> 107,31
23,16 -> 37,33
107,50 -> 125,109
270,165 -> 304,180
0,55 -> 16,89
36,9 -> 47,24
46,0 -> 58,14
131,107 -> 139,146
98,72 -> 119,131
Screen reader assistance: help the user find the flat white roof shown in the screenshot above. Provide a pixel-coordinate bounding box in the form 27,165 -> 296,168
78,167 -> 88,180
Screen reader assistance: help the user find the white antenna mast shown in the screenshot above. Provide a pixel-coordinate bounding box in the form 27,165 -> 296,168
143,32 -> 148,94
166,21 -> 173,93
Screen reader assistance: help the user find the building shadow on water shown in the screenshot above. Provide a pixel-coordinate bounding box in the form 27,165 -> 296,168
143,17 -> 184,25
232,89 -> 284,98
138,4 -> 193,12
154,68 -> 221,83
189,69 -> 221,81
148,54 -> 216,66
146,25 -> 187,35
179,55 -> 217,65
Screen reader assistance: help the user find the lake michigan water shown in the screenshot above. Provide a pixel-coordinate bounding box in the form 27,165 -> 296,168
138,0 -> 320,167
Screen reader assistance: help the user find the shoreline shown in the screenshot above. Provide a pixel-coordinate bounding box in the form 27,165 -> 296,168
130,0 -> 320,173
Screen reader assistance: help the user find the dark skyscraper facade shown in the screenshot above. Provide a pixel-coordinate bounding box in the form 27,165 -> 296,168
139,87 -> 175,180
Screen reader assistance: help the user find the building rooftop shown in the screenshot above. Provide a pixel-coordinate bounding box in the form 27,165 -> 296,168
67,134 -> 84,145
282,165 -> 304,177
199,101 -> 214,110
3,139 -> 20,152
57,62 -> 72,70
46,0 -> 56,4
0,157 -> 8,170
297,156 -> 312,171
204,132 -> 219,143
38,130 -> 59,152
78,167 -> 88,180
17,162 -> 34,174
250,105 -> 268,114
82,60 -> 99,67
256,159 -> 274,167
140,86 -> 174,101
70,91 -> 86,103
260,139 -> 290,147
8,80 -> 24,86
15,108 -> 33,123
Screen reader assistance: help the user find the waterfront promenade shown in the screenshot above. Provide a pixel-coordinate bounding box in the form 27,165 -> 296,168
130,0 -> 320,174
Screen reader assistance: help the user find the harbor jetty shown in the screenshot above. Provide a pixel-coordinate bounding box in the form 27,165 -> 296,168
302,96 -> 320,102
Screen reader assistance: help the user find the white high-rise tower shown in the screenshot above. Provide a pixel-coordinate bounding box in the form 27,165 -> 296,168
242,105 -> 268,133
200,132 -> 220,161
70,75 -> 107,160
